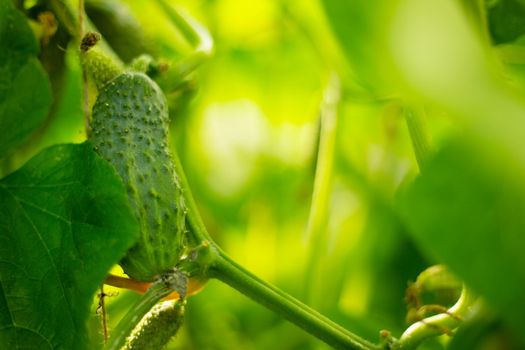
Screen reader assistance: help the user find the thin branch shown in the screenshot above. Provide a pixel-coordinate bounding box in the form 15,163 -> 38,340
98,284 -> 109,343
302,73 -> 341,301
104,274 -> 207,300
174,138 -> 382,349
154,0 -> 214,77
210,250 -> 381,350
78,0 -> 85,37
78,0 -> 91,136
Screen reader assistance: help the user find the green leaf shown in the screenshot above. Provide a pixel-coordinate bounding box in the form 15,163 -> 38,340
448,313 -> 524,349
488,0 -> 525,44
0,0 -> 52,158
320,0 -> 397,96
397,137 -> 525,340
388,0 -> 525,173
0,142 -> 139,349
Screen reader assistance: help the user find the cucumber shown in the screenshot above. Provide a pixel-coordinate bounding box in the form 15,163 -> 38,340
89,71 -> 187,282
125,300 -> 185,350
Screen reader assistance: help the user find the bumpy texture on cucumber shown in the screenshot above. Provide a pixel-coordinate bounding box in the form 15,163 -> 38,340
90,72 -> 186,281
125,300 -> 185,350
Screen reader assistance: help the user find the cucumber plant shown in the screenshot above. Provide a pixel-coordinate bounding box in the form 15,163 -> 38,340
81,29 -> 380,350
1,1 -> 524,350
80,26 -> 474,350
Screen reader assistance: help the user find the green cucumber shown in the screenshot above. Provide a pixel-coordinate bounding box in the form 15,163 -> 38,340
88,51 -> 187,281
125,299 -> 185,350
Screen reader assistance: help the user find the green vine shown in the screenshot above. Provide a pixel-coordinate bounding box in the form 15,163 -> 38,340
394,285 -> 477,349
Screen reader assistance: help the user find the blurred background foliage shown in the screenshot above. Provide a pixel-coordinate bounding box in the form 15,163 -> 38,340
4,0 -> 525,349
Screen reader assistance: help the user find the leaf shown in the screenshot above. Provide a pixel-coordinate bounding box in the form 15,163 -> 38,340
488,0 -> 525,44
448,313 -> 524,349
320,0 -> 397,96
389,0 -> 525,176
0,0 -> 52,159
0,142 -> 139,349
396,137 -> 525,340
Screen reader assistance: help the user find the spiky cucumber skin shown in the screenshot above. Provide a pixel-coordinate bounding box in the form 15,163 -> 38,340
125,300 -> 185,350
90,72 -> 186,282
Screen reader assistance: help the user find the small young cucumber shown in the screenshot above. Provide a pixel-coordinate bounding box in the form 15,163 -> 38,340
124,299 -> 185,350
90,70 -> 187,282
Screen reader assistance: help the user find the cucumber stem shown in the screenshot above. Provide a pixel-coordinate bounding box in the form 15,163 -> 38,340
105,274 -> 152,294
173,150 -> 381,349
80,32 -> 124,89
208,249 -> 381,350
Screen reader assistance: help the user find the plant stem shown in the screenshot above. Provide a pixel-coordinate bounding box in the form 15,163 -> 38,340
49,0 -> 79,38
175,134 -> 381,350
303,73 -> 340,302
104,274 -> 206,300
99,284 -> 109,343
105,274 -> 151,294
404,106 -> 431,170
395,285 -> 477,349
155,0 -> 212,53
78,0 -> 91,136
172,151 -> 213,244
208,250 -> 381,350
155,0 -> 213,76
